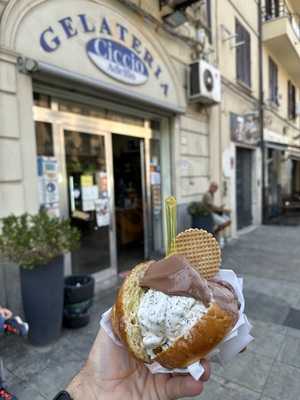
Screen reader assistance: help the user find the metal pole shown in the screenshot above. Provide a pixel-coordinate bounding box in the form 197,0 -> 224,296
258,0 -> 266,224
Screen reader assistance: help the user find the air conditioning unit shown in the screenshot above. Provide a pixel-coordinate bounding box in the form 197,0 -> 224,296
188,59 -> 221,104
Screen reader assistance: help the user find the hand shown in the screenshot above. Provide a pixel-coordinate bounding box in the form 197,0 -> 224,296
68,329 -> 211,400
0,307 -> 13,319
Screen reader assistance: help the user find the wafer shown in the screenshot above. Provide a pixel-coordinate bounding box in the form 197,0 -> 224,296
174,228 -> 221,279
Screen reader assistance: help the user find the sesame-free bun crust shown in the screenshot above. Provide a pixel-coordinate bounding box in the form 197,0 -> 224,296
111,262 -> 237,368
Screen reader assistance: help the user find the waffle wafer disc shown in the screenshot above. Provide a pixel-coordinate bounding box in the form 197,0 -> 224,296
174,229 -> 221,279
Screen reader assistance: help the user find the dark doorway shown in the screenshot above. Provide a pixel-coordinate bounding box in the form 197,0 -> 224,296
236,148 -> 253,230
112,134 -> 145,272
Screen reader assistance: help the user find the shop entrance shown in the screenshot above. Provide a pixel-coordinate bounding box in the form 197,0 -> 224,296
112,134 -> 145,271
236,147 -> 253,230
33,96 -> 158,283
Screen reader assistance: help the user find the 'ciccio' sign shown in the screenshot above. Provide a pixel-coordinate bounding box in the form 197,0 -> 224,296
39,14 -> 169,95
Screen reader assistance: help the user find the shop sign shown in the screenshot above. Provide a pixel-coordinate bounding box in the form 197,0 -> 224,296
230,112 -> 259,146
39,14 -> 168,94
87,38 -> 149,85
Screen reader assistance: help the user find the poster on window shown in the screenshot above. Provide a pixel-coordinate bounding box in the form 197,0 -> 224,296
95,198 -> 109,227
37,156 -> 60,217
230,112 -> 260,146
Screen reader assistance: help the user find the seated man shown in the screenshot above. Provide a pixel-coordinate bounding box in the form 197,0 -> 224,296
202,182 -> 231,234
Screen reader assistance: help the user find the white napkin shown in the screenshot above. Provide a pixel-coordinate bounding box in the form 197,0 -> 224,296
100,269 -> 253,380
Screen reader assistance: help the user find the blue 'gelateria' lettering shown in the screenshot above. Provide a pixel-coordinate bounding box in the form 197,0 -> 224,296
100,17 -> 112,36
144,49 -> 154,68
155,66 -> 162,79
116,23 -> 128,42
58,17 -> 78,39
78,14 -> 96,33
161,83 -> 169,96
40,26 -> 61,52
132,35 -> 142,54
39,15 -> 169,96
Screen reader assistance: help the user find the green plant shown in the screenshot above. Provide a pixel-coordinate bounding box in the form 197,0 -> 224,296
0,211 -> 80,269
187,202 -> 211,217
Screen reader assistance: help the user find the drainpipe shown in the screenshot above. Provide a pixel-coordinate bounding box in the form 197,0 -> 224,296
258,0 -> 266,224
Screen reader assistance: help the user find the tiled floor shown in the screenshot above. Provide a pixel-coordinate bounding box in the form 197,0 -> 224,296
2,225 -> 300,399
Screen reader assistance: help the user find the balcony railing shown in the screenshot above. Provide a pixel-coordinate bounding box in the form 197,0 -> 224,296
262,0 -> 300,40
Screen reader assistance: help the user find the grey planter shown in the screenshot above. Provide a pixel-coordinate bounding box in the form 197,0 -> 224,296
20,256 -> 64,346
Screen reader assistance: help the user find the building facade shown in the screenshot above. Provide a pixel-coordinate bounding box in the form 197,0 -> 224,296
0,0 -> 211,311
209,0 -> 262,235
1,0 -> 300,312
262,0 -> 300,218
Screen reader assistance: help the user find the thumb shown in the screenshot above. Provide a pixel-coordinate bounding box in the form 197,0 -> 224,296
165,376 -> 204,399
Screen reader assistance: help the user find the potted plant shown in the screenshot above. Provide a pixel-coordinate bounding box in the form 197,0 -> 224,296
0,211 -> 80,346
188,202 -> 214,233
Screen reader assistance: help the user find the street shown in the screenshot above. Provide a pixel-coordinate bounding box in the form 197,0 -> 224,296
1,224 -> 300,400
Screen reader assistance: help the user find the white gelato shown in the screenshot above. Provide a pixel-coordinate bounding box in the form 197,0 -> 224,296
137,289 -> 209,358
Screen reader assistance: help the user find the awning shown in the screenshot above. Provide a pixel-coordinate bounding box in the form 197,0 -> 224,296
17,57 -> 186,115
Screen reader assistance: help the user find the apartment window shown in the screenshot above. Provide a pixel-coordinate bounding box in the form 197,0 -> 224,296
269,57 -> 278,105
236,19 -> 251,88
206,0 -> 212,43
288,80 -> 296,120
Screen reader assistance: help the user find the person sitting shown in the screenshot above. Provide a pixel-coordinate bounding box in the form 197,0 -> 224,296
202,182 -> 231,235
0,306 -> 28,400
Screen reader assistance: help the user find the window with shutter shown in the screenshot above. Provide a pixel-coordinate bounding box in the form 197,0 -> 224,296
206,0 -> 212,44
236,19 -> 251,88
269,57 -> 278,105
288,80 -> 296,120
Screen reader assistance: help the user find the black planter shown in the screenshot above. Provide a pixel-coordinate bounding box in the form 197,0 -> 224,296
64,275 -> 95,329
20,256 -> 64,346
191,214 -> 214,234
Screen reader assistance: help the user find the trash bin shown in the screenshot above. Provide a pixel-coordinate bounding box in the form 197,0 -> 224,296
63,275 -> 95,329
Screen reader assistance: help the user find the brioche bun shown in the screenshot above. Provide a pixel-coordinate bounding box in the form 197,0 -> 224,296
111,261 -> 238,369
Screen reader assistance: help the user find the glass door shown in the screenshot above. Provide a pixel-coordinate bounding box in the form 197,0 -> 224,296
61,128 -> 115,276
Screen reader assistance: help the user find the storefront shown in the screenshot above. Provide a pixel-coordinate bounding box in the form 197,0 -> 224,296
264,130 -> 289,219
1,0 -> 213,311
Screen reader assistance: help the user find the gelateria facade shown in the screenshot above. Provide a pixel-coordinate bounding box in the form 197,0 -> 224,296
0,0 -> 211,311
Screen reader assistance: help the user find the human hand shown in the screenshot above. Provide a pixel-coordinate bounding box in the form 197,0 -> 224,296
68,329 -> 210,400
0,307 -> 12,319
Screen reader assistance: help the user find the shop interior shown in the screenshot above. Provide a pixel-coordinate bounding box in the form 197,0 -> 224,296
112,134 -> 145,272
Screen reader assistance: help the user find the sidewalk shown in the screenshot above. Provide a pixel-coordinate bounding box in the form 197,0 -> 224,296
1,225 -> 300,399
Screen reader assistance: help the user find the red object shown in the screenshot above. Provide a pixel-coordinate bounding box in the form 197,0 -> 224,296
3,324 -> 17,335
0,388 -> 14,400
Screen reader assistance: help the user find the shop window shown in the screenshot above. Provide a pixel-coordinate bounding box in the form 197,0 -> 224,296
33,92 -> 51,108
288,80 -> 296,120
35,122 -> 54,156
269,57 -> 279,106
236,19 -> 251,88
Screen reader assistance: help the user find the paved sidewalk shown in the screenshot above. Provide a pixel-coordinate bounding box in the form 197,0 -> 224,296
1,225 -> 300,399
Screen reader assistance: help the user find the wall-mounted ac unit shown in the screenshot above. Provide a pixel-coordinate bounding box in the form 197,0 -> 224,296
188,59 -> 221,104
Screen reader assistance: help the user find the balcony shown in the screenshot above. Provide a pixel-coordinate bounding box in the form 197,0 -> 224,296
262,1 -> 300,86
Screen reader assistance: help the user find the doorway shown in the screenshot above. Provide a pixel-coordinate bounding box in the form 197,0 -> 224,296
33,96 -> 155,282
112,134 -> 145,271
236,147 -> 253,230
